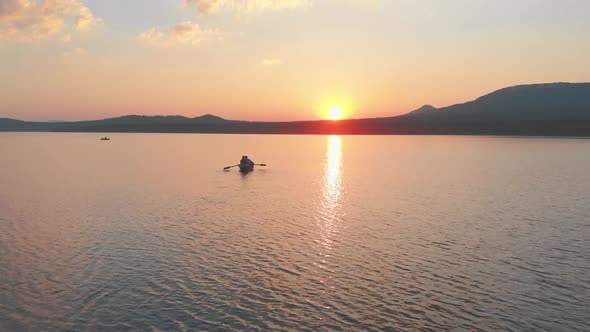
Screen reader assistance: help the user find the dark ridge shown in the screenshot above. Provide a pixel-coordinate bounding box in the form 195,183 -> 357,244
408,82 -> 590,121
409,105 -> 437,115
194,114 -> 227,122
2,82 -> 589,136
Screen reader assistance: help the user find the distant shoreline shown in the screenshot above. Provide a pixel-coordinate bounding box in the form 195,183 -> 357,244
1,131 -> 589,139
2,83 -> 589,136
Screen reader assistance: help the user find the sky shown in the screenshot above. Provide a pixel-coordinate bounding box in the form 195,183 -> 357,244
1,0 -> 589,121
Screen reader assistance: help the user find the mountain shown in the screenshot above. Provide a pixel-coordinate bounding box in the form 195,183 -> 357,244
194,114 -> 227,123
409,105 -> 437,115
1,83 -> 589,136
408,83 -> 590,120
0,118 -> 54,131
399,82 -> 590,135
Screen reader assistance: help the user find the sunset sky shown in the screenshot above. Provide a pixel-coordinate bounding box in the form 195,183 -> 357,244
1,0 -> 589,121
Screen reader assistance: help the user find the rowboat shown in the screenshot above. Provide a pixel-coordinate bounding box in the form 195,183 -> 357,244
239,164 -> 254,172
223,160 -> 265,171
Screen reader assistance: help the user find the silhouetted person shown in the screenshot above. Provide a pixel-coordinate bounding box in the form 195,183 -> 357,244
245,156 -> 254,167
240,155 -> 254,168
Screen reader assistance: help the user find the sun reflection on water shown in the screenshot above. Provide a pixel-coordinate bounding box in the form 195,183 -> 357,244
319,135 -> 343,252
323,135 -> 342,214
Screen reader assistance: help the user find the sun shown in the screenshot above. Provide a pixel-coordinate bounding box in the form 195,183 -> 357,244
327,106 -> 344,120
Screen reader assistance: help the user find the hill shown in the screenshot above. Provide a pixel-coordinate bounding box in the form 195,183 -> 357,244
1,83 -> 589,136
398,82 -> 590,135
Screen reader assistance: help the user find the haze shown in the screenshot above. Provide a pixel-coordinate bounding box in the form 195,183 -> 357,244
1,0 -> 589,121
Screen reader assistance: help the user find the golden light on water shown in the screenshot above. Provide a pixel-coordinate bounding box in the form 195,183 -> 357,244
324,135 -> 342,207
318,135 -> 343,253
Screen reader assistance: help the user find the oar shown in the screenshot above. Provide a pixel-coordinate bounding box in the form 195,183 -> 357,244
224,163 -> 267,170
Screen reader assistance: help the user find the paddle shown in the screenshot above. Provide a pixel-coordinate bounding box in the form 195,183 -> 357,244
223,163 -> 266,170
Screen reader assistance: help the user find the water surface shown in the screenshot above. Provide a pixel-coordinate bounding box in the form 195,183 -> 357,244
1,133 -> 589,331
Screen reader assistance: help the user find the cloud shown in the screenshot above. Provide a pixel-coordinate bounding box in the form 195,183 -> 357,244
74,4 -> 97,30
62,34 -> 72,43
184,0 -> 221,15
0,0 -> 101,42
261,58 -> 282,66
138,21 -> 220,47
183,0 -> 311,15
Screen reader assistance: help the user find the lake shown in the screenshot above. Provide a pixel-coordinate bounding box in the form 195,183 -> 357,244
1,133 -> 589,331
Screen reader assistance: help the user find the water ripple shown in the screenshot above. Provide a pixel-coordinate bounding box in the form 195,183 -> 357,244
1,134 -> 590,331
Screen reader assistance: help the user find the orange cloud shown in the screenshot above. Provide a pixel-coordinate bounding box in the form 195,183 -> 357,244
183,0 -> 311,15
138,21 -> 221,47
0,0 -> 101,41
184,0 -> 221,15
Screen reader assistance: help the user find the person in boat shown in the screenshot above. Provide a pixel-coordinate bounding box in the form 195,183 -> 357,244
240,155 -> 255,168
246,156 -> 254,168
